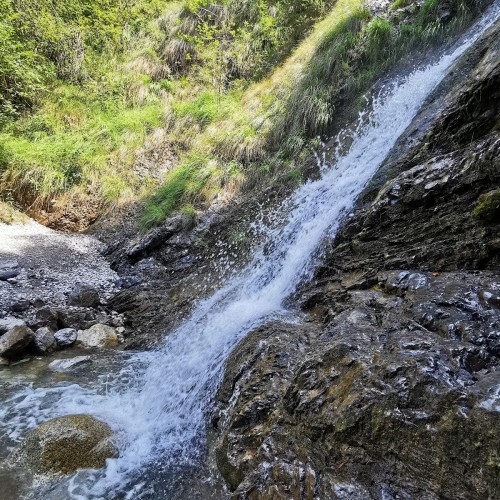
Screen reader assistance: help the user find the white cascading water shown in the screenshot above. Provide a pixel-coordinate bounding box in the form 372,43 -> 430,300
1,4 -> 499,498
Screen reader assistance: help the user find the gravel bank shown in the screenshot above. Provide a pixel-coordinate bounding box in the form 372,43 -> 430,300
0,220 -> 118,311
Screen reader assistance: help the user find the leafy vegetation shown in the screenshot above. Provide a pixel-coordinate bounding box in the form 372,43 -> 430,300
142,0 -> 489,227
0,0 -> 492,227
472,189 -> 500,222
0,0 -> 169,211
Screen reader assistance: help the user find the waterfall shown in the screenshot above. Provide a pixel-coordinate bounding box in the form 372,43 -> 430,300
1,4 -> 499,498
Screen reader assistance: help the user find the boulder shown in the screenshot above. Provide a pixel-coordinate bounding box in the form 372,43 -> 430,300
68,285 -> 100,308
12,414 -> 117,475
58,308 -> 96,330
0,317 -> 26,335
126,216 -> 183,262
0,325 -> 34,359
77,324 -> 118,349
0,258 -> 18,271
34,328 -> 56,354
10,298 -> 30,312
108,289 -> 141,313
36,307 -> 60,331
0,269 -> 19,281
54,328 -> 77,348
49,356 -> 92,372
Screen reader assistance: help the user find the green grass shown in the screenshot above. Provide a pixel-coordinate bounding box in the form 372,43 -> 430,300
171,89 -> 242,129
0,81 -> 164,205
0,0 -> 492,227
391,0 -> 410,9
141,0 -> 490,228
0,0 -> 170,211
140,151 -> 212,227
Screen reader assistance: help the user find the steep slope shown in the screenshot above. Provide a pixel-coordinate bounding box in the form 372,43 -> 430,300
0,0 -> 492,230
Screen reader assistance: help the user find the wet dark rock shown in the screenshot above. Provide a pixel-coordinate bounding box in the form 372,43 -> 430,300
68,284 -> 100,308
34,327 -> 56,354
12,414 -> 117,475
100,241 -> 119,256
215,290 -> 500,498
127,216 -> 183,262
136,257 -> 160,271
53,328 -> 77,348
0,325 -> 34,359
213,18 -> 500,500
341,20 -> 500,273
115,276 -> 142,288
108,289 -> 142,314
113,276 -> 142,289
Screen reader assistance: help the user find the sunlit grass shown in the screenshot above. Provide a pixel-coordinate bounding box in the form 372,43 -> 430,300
0,79 -> 164,206
0,0 -> 488,225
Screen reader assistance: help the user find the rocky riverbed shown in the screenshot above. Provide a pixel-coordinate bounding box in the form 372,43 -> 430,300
0,220 -> 125,361
0,5 -> 498,500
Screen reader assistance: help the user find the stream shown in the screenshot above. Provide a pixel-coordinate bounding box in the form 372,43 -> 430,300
1,4 -> 499,498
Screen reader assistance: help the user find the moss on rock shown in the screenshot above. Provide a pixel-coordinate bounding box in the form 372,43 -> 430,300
472,189 -> 500,222
12,414 -> 117,475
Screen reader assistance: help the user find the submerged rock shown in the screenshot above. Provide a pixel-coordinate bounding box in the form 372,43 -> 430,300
0,325 -> 34,359
77,324 -> 118,349
48,356 -> 92,372
12,414 -> 117,475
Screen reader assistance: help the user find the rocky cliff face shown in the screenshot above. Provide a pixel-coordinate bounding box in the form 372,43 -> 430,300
212,21 -> 500,499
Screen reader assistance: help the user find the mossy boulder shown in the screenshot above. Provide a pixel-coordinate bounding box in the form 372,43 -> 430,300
472,189 -> 500,222
12,414 -> 117,475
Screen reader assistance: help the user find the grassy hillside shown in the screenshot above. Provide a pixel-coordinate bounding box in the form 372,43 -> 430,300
0,0 -> 170,218
0,0 -> 491,228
